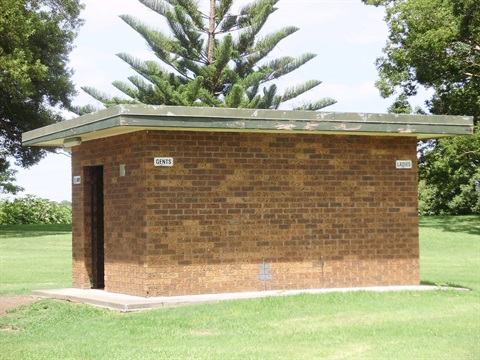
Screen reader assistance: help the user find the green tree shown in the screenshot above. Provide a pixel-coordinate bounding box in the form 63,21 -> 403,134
0,195 -> 72,225
363,0 -> 479,215
0,156 -> 24,195
418,135 -> 480,215
81,0 -> 335,111
0,0 -> 84,193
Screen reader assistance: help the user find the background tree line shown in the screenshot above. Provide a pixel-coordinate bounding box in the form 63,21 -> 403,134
0,195 -> 72,225
364,0 -> 479,215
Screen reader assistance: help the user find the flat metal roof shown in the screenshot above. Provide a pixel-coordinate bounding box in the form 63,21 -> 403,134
22,105 -> 474,147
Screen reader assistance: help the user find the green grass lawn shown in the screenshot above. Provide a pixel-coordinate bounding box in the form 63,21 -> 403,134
0,217 -> 479,359
0,224 -> 72,295
419,216 -> 480,290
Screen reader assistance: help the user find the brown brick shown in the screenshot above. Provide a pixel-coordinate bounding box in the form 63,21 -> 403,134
71,131 -> 420,296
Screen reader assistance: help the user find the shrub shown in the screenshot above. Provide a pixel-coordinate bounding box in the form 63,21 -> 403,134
0,195 -> 72,225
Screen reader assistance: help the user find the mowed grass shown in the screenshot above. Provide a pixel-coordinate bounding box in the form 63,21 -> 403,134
0,224 -> 72,295
420,216 -> 480,290
0,217 -> 479,359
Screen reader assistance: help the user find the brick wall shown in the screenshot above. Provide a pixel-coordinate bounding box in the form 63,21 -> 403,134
72,132 -> 150,293
72,130 -> 419,297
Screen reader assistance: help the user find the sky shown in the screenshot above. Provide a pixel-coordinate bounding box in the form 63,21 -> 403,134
10,0 -> 430,202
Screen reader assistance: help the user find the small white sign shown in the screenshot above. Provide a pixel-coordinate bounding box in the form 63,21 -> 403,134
73,176 -> 81,184
396,160 -> 413,169
154,157 -> 174,167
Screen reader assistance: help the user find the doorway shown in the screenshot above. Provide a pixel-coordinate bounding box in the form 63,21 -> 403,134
89,166 -> 104,289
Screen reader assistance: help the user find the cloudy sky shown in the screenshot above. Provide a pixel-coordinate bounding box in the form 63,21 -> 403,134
12,0 -> 428,202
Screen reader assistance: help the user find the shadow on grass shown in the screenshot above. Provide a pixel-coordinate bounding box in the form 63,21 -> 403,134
420,280 -> 472,291
419,215 -> 480,236
0,224 -> 72,238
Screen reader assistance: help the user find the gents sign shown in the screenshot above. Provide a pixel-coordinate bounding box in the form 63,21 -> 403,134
154,157 -> 174,167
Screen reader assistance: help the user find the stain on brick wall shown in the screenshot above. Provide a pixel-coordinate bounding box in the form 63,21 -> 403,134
72,130 -> 419,297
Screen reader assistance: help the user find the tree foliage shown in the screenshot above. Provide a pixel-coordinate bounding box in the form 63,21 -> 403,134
0,0 -> 84,193
81,0 -> 335,111
0,156 -> 24,195
363,0 -> 479,113
418,136 -> 480,215
364,0 -> 479,215
0,195 -> 72,225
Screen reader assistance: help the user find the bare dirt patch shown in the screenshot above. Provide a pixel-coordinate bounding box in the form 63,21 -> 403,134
0,295 -> 39,317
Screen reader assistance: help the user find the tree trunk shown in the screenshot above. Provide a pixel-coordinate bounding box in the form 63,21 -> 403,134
207,0 -> 215,64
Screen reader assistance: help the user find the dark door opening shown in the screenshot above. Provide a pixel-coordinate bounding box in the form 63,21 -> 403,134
90,166 -> 104,289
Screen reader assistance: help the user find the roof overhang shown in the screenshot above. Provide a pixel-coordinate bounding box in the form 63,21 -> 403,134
22,105 -> 475,147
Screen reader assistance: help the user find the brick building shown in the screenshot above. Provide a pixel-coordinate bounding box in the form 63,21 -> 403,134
23,105 -> 473,297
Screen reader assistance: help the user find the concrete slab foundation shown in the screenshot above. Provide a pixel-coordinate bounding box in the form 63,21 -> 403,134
32,286 -> 469,312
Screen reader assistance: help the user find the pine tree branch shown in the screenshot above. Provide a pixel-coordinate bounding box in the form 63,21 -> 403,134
181,75 -> 205,104
164,6 -> 204,61
127,75 -> 154,92
120,15 -> 204,78
240,55 -> 315,90
242,26 -> 299,72
235,3 -> 274,56
262,84 -> 277,108
116,53 -> 167,83
139,0 -> 170,16
174,58 -> 203,79
120,15 -> 172,62
242,71 -> 268,90
81,86 -> 136,107
67,104 -> 100,116
245,81 -> 260,101
216,16 -> 242,34
175,6 -> 205,55
216,0 -> 235,20
198,87 -> 224,107
260,53 -> 317,83
281,80 -> 322,103
238,0 -> 279,27
225,83 -> 245,108
293,98 -> 337,111
116,54 -> 192,90
176,0 -> 205,29
139,0 -> 204,29
81,86 -> 112,104
112,80 -> 139,100
213,35 -> 234,82
217,0 -> 278,35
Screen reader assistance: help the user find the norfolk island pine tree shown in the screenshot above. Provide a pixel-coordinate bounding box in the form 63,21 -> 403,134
77,0 -> 336,112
